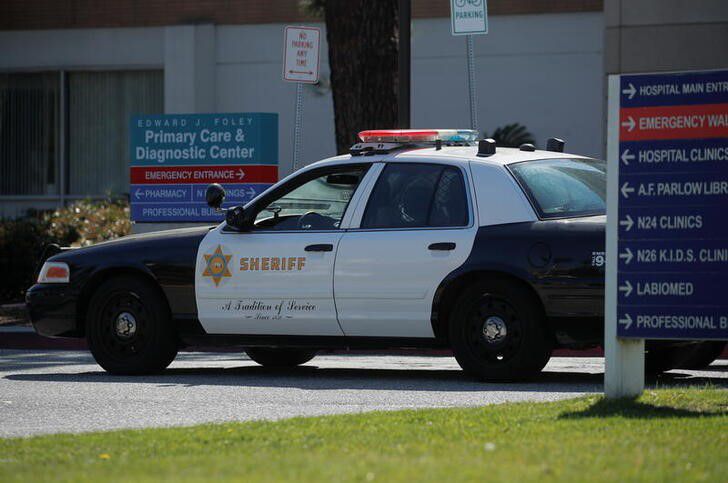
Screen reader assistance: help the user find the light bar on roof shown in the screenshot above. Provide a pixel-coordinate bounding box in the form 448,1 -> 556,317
357,129 -> 478,144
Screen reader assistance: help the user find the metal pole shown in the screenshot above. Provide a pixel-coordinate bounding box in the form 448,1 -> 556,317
398,0 -> 411,128
58,71 -> 66,208
466,35 -> 478,132
293,82 -> 304,171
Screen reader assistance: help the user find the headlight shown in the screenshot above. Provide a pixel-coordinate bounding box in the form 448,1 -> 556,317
37,261 -> 70,284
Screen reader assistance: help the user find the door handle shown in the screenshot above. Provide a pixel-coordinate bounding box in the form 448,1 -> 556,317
305,244 -> 334,252
428,242 -> 456,251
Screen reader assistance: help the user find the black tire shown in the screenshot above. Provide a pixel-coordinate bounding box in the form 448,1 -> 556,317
245,348 -> 317,367
86,276 -> 178,375
448,279 -> 552,381
644,344 -> 699,374
674,342 -> 726,370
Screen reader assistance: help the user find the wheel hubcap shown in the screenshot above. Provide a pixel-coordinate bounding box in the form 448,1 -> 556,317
114,311 -> 137,339
482,316 -> 507,343
465,295 -> 523,364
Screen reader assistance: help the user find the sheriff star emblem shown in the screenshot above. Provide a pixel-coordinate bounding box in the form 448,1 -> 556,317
202,245 -> 233,287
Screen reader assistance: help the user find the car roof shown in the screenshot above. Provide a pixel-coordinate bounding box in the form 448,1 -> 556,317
306,145 -> 594,170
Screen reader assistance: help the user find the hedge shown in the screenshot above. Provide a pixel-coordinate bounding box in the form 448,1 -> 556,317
0,199 -> 131,303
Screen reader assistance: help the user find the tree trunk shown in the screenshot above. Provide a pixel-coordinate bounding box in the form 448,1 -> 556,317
324,0 -> 399,154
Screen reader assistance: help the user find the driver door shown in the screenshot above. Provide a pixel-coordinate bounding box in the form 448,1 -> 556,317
195,164 -> 370,336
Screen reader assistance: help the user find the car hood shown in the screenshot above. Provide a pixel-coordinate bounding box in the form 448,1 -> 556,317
51,225 -> 214,261
89,225 -> 214,248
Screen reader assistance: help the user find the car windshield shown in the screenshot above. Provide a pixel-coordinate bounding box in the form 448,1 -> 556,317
508,158 -> 606,219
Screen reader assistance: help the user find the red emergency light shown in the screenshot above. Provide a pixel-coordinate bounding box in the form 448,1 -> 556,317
357,129 -> 478,144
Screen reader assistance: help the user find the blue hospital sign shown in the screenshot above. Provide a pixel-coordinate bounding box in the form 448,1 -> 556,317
609,69 -> 728,340
129,113 -> 278,222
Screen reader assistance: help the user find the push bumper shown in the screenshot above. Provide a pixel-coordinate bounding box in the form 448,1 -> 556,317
25,284 -> 81,337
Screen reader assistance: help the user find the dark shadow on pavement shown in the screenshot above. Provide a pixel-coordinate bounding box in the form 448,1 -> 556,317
6,364 -> 606,393
3,351 -> 726,392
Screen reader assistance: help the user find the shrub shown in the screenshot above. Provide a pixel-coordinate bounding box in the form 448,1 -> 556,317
0,217 -> 51,303
44,198 -> 131,247
0,198 -> 131,303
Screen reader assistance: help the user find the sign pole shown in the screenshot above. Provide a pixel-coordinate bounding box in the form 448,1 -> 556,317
450,0 -> 487,132
283,25 -> 321,173
293,82 -> 304,171
605,75 -> 645,399
465,34 -> 478,132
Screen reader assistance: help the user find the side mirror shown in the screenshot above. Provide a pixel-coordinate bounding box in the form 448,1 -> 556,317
225,205 -> 249,231
206,183 -> 226,210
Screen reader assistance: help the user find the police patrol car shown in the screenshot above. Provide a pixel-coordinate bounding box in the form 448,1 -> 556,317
27,129 -> 723,380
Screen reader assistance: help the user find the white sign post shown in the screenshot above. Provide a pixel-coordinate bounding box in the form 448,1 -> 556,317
605,75 -> 646,398
283,26 -> 321,171
450,0 -> 488,132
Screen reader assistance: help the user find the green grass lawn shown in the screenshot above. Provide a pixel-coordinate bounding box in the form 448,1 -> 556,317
1,387 -> 726,482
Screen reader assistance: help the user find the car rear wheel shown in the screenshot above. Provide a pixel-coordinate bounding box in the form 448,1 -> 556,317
449,280 -> 552,381
86,276 -> 178,375
245,348 -> 317,367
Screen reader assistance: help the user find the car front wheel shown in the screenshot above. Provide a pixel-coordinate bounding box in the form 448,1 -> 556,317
86,276 -> 178,375
449,280 -> 552,381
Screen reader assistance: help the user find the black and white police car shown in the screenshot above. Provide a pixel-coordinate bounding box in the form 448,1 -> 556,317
27,129 -> 724,380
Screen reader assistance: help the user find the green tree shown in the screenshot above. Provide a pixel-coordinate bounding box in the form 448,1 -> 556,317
303,0 -> 399,153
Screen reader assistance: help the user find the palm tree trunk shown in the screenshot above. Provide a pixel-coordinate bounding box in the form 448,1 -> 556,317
323,0 -> 399,153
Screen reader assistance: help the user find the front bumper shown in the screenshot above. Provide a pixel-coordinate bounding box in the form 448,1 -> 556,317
25,284 -> 81,337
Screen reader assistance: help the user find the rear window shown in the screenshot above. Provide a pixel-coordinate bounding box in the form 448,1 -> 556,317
508,158 -> 606,219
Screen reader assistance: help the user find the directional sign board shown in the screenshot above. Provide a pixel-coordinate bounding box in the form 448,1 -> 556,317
129,113 -> 278,222
606,69 -> 728,341
450,0 -> 488,36
283,26 -> 321,83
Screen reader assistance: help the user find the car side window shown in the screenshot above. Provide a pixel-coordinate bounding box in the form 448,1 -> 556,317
361,163 -> 468,229
252,168 -> 366,231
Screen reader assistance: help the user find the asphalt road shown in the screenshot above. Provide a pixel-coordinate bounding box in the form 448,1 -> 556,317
1,350 -> 726,438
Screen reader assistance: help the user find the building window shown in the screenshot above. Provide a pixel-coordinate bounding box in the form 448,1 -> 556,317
0,70 -> 162,200
0,72 -> 59,196
68,71 -> 163,196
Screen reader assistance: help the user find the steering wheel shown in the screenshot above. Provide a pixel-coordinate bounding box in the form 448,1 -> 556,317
297,211 -> 331,230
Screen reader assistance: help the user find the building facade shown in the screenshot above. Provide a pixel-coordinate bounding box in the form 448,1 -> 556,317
0,0 -> 605,219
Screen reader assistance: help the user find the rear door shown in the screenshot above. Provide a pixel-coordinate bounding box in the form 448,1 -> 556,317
334,161 -> 479,338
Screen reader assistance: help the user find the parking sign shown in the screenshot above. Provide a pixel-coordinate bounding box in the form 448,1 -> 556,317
450,0 -> 488,36
283,26 -> 321,84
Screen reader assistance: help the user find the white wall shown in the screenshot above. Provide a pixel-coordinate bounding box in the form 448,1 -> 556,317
412,13 -> 604,158
216,12 -> 604,177
0,12 -> 604,220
